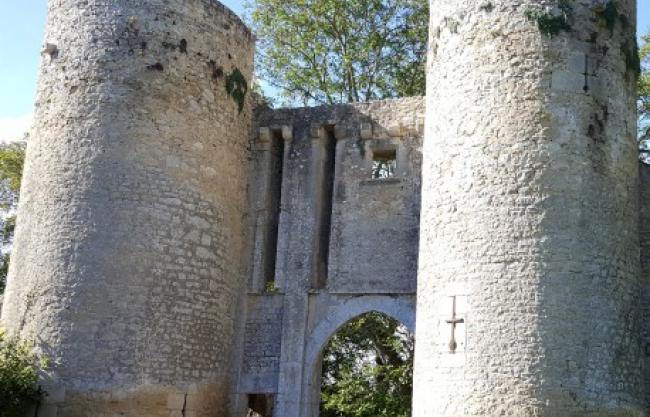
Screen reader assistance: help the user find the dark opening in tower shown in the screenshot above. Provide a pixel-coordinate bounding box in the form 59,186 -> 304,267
263,131 -> 285,291
246,393 -> 275,417
313,127 -> 336,289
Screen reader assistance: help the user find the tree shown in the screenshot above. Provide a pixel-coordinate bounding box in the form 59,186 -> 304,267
320,312 -> 413,417
639,32 -> 650,125
639,32 -> 650,164
0,141 -> 25,293
249,0 -> 428,106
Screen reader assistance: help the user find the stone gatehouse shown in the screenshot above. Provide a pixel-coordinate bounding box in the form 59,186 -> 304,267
1,0 -> 648,416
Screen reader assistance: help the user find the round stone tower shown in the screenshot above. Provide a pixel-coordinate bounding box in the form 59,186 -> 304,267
1,1 -> 254,416
414,1 -> 642,416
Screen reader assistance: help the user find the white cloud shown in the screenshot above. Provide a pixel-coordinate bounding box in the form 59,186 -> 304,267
0,113 -> 32,143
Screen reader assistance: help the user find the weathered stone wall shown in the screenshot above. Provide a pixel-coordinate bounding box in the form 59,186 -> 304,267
253,98 -> 424,294
415,1 -> 642,416
240,295 -> 284,393
0,1 -> 254,416
238,98 -> 423,417
327,102 -> 423,294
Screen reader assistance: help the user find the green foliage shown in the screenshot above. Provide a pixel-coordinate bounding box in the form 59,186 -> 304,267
0,215 -> 15,293
320,312 -> 413,417
0,142 -> 25,294
225,68 -> 248,113
639,33 -> 650,123
265,281 -> 280,293
524,7 -> 571,37
0,328 -> 47,417
1,216 -> 16,245
0,143 -> 25,205
0,254 -> 8,294
249,0 -> 428,106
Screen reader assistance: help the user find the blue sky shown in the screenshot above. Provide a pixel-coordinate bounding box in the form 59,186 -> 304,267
0,1 -> 648,141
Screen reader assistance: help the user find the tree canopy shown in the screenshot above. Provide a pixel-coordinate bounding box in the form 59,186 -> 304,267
0,141 -> 25,293
639,32 -> 650,124
320,312 -> 413,417
249,0 -> 428,106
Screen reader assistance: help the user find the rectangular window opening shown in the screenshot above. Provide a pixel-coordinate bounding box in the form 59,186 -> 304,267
313,128 -> 336,289
263,132 -> 284,292
371,149 -> 397,179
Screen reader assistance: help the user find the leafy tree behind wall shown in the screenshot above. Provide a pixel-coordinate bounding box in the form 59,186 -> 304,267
320,312 -> 413,417
639,32 -> 650,163
0,141 -> 25,294
639,32 -> 650,125
249,0 -> 428,106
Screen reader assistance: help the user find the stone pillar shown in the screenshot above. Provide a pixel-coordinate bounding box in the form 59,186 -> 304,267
414,1 -> 642,416
0,1 -> 254,416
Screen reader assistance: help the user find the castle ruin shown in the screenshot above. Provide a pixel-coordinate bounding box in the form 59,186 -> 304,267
1,0 -> 648,416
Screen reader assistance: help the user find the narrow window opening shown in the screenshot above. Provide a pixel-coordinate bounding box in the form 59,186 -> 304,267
371,149 -> 397,179
263,132 -> 284,292
247,394 -> 274,417
313,128 -> 336,289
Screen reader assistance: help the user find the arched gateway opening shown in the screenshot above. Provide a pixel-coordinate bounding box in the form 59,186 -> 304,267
314,312 -> 414,417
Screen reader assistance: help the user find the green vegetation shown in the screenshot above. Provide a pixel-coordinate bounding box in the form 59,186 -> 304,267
0,255 -> 8,294
0,143 -> 24,201
248,0 -> 428,106
265,281 -> 280,294
639,33 -> 650,123
524,7 -> 571,37
320,312 -> 413,417
0,328 -> 48,417
225,68 -> 248,113
0,141 -> 25,293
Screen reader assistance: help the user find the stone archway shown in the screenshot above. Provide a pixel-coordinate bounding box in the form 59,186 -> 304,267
300,296 -> 415,417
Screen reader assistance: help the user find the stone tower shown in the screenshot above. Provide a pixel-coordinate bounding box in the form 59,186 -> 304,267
0,0 -> 254,415
414,0 -> 643,416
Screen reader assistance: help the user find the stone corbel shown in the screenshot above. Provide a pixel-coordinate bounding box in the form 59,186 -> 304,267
281,125 -> 293,141
310,123 -> 325,141
333,124 -> 348,140
387,122 -> 403,137
360,123 -> 373,140
259,127 -> 272,142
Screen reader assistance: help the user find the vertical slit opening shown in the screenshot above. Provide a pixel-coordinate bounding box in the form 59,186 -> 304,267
313,127 -> 336,289
263,131 -> 284,292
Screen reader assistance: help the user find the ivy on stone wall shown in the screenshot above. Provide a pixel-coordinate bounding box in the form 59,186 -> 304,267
524,0 -> 572,37
226,68 -> 248,113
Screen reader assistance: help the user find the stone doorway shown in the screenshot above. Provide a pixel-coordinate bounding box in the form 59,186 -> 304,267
308,311 -> 414,417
